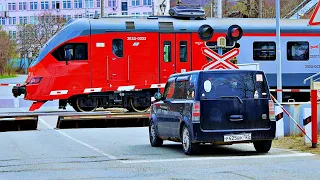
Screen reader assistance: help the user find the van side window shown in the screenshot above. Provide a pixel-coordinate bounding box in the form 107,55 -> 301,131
253,41 -> 276,61
163,80 -> 175,99
164,41 -> 172,62
186,74 -> 198,100
287,41 -> 309,61
51,43 -> 88,61
173,80 -> 187,99
112,39 -> 123,58
180,41 -> 187,62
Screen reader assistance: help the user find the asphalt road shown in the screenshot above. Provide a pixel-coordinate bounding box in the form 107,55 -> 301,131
0,77 -> 320,180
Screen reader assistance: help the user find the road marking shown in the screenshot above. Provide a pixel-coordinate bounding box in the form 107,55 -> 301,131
19,108 -> 118,161
121,153 -> 315,164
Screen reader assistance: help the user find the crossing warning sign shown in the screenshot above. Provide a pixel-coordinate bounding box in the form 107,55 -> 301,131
201,47 -> 240,70
309,1 -> 320,26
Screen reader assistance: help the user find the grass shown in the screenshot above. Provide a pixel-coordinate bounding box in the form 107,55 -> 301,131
272,134 -> 320,155
0,74 -> 17,79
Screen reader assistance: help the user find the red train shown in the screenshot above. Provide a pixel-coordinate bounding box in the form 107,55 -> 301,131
12,13 -> 242,112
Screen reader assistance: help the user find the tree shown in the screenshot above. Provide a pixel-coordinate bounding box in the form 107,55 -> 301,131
0,26 -> 17,75
16,10 -> 67,68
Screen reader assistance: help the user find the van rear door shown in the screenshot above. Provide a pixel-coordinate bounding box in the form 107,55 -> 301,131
199,71 -> 270,131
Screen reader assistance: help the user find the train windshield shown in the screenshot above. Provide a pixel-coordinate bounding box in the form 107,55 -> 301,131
29,19 -> 90,67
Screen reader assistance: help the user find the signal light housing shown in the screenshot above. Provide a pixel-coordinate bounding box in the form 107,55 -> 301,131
227,24 -> 243,42
198,24 -> 214,41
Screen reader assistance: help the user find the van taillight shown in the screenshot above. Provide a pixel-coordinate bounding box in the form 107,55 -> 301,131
268,100 -> 276,121
192,101 -> 200,122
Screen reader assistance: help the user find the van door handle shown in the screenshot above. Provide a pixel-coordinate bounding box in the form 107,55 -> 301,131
179,107 -> 183,112
230,115 -> 243,121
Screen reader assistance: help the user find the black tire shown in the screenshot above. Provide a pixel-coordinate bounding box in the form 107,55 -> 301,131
181,125 -> 199,155
149,120 -> 163,147
253,140 -> 272,153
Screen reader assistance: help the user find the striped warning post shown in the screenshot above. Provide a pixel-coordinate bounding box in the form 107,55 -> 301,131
275,105 -> 284,139
303,108 -> 312,144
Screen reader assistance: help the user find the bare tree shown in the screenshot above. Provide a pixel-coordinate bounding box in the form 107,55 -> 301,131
16,10 -> 67,68
0,27 -> 17,75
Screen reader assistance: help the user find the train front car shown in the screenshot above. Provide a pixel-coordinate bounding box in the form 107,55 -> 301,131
12,19 -> 91,111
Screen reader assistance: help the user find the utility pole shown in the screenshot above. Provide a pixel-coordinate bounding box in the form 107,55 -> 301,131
211,0 -> 213,18
217,0 -> 222,18
258,0 -> 262,18
101,0 -> 104,18
276,0 -> 282,102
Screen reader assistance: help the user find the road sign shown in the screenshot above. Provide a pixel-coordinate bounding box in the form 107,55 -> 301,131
309,1 -> 320,26
201,47 -> 240,70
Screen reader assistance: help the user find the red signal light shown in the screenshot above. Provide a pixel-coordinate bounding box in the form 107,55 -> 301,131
231,28 -> 240,38
227,25 -> 243,42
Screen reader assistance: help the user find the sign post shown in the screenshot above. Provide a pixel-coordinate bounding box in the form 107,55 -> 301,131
276,0 -> 282,103
311,89 -> 318,148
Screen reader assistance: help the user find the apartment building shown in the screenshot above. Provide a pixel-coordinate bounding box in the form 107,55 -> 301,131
0,0 -> 155,39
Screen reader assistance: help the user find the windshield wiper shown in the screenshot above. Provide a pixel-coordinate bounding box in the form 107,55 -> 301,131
219,96 -> 243,104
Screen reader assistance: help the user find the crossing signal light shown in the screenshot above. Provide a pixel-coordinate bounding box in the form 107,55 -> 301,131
227,25 -> 243,42
198,24 -> 214,41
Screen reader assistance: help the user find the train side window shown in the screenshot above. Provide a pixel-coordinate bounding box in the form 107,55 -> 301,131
287,41 -> 309,61
164,41 -> 172,62
112,39 -> 123,58
180,41 -> 187,62
253,41 -> 276,61
51,43 -> 88,61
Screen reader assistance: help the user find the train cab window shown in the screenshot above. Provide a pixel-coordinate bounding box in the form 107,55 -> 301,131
164,41 -> 172,62
253,41 -> 276,61
287,41 -> 309,61
51,43 -> 88,61
112,39 -> 123,58
180,41 -> 187,62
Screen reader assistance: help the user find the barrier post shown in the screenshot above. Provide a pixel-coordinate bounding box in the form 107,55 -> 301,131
311,89 -> 318,148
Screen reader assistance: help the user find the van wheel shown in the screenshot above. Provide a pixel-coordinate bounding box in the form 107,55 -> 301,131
149,120 -> 163,147
253,140 -> 272,153
182,125 -> 199,155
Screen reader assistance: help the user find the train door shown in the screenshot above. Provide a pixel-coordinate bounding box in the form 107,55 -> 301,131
106,33 -> 128,86
175,33 -> 191,73
160,34 -> 176,83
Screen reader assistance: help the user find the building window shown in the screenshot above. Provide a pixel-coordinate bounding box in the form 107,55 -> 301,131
287,41 -> 309,61
163,41 -> 172,62
63,0 -> 71,8
132,0 -> 140,6
112,39 -> 123,58
131,12 -> 140,18
8,17 -> 17,25
0,17 -> 5,25
122,12 -> 128,15
8,3 -> 17,11
180,41 -> 187,62
97,0 -> 100,7
107,13 -> 117,16
9,31 -> 17,40
63,15 -> 72,21
52,43 -> 88,61
30,2 -> 38,10
19,16 -> 28,24
41,1 -> 49,9
85,0 -> 94,8
74,0 -> 82,8
52,1 -> 61,9
253,41 -> 276,61
74,14 -> 83,18
19,2 -> 27,10
121,1 -> 128,11
143,12 -> 152,16
108,0 -> 116,7
143,0 -> 151,6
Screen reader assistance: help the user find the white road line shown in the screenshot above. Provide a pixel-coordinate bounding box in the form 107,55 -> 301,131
19,108 -> 118,160
121,153 -> 315,164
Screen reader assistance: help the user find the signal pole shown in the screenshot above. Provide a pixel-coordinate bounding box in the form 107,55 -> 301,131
276,0 -> 282,102
101,0 -> 104,18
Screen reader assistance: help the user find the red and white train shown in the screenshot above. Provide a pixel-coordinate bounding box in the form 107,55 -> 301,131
12,10 -> 320,112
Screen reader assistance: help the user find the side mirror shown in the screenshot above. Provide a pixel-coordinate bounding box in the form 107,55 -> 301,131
154,92 -> 163,101
65,49 -> 71,65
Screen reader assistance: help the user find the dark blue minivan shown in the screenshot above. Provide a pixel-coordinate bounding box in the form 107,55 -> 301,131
149,69 -> 276,155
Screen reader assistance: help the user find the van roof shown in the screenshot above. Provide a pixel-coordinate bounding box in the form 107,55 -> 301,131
169,69 -> 265,78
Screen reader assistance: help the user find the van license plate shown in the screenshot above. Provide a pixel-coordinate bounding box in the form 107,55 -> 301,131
224,133 -> 252,142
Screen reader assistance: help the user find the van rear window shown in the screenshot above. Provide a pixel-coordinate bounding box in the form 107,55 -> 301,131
200,71 -> 269,99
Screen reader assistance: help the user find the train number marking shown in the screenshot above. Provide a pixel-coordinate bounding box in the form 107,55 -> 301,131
127,37 -> 147,41
305,65 -> 320,68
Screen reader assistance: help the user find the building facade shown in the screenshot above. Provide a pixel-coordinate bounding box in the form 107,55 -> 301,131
0,0 -> 155,40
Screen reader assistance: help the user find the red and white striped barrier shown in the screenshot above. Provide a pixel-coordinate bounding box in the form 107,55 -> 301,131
303,108 -> 312,144
0,83 -> 21,87
275,105 -> 284,139
269,89 -> 310,93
